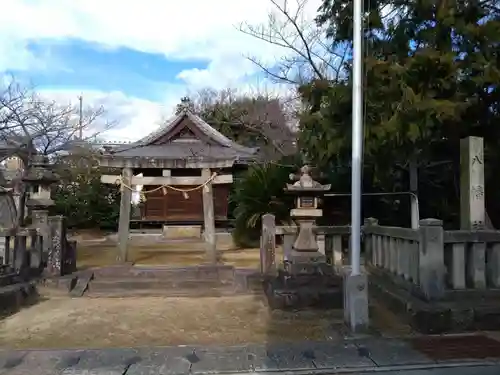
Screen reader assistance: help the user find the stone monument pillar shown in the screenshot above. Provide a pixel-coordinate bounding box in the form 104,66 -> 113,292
22,155 -> 59,272
460,136 -> 485,229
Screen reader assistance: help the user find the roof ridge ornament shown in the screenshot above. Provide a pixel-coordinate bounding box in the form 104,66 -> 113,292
179,97 -> 193,114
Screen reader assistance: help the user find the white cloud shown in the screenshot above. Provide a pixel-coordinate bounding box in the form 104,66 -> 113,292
37,88 -> 177,142
38,82 -> 298,143
0,0 -> 324,140
0,0 -> 322,85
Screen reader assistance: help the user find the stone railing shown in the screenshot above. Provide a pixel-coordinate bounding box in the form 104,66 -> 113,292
0,228 -> 43,278
0,216 -> 77,279
443,229 -> 500,290
364,217 -> 500,301
260,213 -> 352,275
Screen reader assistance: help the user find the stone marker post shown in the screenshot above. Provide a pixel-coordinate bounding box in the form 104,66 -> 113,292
460,136 -> 485,230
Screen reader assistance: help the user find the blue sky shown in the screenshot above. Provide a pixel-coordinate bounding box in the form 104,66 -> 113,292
0,0 -> 321,141
8,40 -> 210,101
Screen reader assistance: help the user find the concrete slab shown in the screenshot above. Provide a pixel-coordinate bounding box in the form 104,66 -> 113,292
311,341 -> 374,369
190,345 -> 254,374
1,340 -> 500,375
356,338 -> 435,366
0,350 -> 82,375
265,343 -> 317,371
71,348 -> 141,371
126,347 -> 191,375
61,366 -> 125,375
0,351 -> 27,372
243,345 -> 280,371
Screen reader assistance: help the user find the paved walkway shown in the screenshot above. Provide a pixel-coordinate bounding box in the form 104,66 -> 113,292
1,338 -> 500,375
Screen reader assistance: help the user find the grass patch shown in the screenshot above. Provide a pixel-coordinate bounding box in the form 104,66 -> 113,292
77,243 -> 283,269
0,295 -> 339,349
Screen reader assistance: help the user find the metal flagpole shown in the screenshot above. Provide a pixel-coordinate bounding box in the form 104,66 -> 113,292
350,0 -> 364,276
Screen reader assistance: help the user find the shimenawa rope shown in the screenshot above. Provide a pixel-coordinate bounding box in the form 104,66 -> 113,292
114,172 -> 218,200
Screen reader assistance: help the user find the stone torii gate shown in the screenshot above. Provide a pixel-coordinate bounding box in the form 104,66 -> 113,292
100,171 -> 233,261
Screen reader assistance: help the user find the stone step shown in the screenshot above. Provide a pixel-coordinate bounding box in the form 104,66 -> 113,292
37,274 -> 80,291
84,286 -> 248,298
87,278 -> 231,292
91,265 -> 236,281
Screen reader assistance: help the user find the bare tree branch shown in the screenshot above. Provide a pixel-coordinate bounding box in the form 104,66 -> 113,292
238,0 -> 346,84
0,80 -> 117,164
174,87 -> 298,159
0,79 -> 118,226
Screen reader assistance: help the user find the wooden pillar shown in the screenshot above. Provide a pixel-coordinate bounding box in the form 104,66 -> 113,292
460,136 -> 485,229
202,168 -> 217,263
117,167 -> 132,262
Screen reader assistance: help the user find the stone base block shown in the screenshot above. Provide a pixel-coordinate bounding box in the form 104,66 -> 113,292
266,283 -> 342,310
162,225 -> 202,239
264,272 -> 343,310
343,272 -> 369,333
289,250 -> 326,263
369,265 -> 500,333
284,261 -> 333,277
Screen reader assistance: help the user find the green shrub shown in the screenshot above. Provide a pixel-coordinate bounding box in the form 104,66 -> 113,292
52,166 -> 120,230
230,158 -> 299,248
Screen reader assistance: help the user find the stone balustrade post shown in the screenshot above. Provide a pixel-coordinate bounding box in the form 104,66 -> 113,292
418,218 -> 445,300
260,214 -> 276,275
282,232 -> 295,262
32,209 -> 49,263
363,217 -> 378,265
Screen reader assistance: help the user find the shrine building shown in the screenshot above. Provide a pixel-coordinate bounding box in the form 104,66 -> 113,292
98,105 -> 260,259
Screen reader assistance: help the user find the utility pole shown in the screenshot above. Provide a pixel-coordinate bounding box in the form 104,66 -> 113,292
78,95 -> 83,140
350,0 -> 364,276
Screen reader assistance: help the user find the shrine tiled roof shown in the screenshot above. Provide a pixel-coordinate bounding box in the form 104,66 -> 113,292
111,143 -> 256,161
103,109 -> 259,162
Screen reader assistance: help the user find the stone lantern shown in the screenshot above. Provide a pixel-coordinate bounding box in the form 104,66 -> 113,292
285,165 -> 330,271
22,155 -> 59,271
23,155 -> 59,210
265,165 -> 341,310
